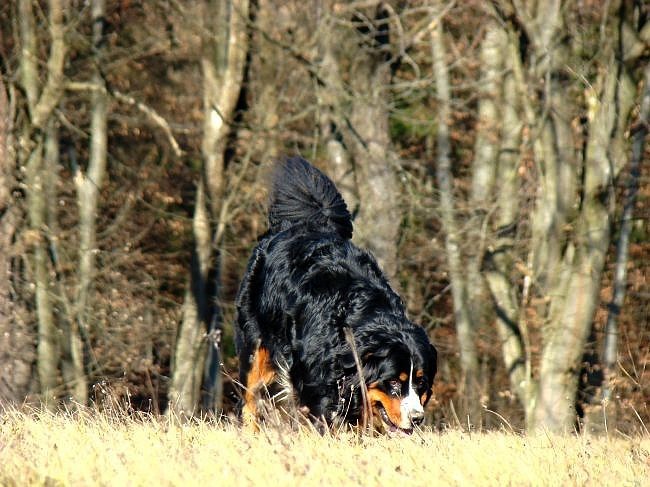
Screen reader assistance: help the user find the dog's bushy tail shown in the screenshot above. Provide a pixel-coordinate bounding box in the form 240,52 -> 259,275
268,156 -> 353,239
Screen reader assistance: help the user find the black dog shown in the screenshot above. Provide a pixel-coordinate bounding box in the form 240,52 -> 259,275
235,157 -> 437,434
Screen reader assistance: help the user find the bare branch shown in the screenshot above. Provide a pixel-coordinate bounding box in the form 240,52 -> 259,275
112,90 -> 183,158
66,81 -> 184,158
30,0 -> 67,130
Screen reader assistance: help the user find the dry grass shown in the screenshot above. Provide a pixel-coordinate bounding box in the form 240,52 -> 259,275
1,408 -> 648,486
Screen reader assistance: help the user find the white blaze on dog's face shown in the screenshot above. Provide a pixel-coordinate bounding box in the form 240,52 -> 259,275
398,361 -> 424,429
367,360 -> 427,435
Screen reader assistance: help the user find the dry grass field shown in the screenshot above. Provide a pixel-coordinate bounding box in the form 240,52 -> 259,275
1,409 -> 648,486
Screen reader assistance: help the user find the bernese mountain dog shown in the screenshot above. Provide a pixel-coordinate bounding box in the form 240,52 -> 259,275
235,157 -> 437,434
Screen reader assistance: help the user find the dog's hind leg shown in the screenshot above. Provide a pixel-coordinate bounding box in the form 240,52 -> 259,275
241,342 -> 276,430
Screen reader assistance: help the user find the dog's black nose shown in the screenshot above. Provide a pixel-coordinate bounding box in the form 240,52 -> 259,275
410,410 -> 425,426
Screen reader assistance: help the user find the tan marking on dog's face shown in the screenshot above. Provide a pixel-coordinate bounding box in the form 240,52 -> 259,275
414,369 -> 428,405
399,372 -> 408,382
420,393 -> 429,406
367,384 -> 402,431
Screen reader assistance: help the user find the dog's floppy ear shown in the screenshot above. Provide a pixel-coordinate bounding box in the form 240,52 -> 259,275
359,351 -> 387,383
337,344 -> 385,375
362,348 -> 389,361
419,343 -> 437,407
428,343 -> 438,381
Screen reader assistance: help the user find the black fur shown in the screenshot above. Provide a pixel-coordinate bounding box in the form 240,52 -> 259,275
235,156 -> 437,427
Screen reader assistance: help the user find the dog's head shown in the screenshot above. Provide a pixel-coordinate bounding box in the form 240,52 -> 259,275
358,327 -> 437,435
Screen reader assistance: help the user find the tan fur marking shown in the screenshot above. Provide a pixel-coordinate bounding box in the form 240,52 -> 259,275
415,370 -> 428,405
242,346 -> 276,429
367,385 -> 402,428
420,392 -> 428,406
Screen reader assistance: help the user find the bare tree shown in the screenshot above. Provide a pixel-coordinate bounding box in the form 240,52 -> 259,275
475,0 -> 643,432
317,12 -> 358,212
430,6 -> 481,426
69,0 -> 110,406
169,0 -> 250,418
344,8 -> 401,279
246,0 -> 285,161
529,2 -> 637,433
481,17 -> 530,418
18,0 -> 67,408
0,73 -> 34,406
467,17 -> 506,330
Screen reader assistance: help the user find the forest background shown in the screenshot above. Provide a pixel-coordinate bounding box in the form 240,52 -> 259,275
0,0 -> 648,435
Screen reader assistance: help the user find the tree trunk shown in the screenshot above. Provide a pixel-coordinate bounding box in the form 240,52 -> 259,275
68,0 -> 109,406
0,76 -> 34,406
19,0 -> 66,132
470,23 -> 503,204
169,182 -> 213,418
468,18 -> 505,304
76,0 -> 108,345
431,13 -> 481,427
316,10 -> 358,212
18,0 -> 68,409
25,137 -> 59,408
347,57 -> 400,280
169,0 -> 249,418
201,0 -> 250,216
481,21 -> 532,417
465,21 -> 506,413
248,0 -> 283,162
522,11 -> 578,308
532,6 -> 636,432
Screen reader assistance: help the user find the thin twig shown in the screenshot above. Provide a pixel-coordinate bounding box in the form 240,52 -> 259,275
65,81 -> 183,158
343,327 -> 372,436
